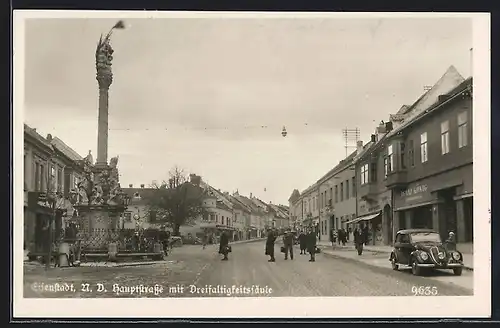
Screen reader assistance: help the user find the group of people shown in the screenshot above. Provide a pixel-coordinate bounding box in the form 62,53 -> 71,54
329,228 -> 349,246
268,227 -> 318,262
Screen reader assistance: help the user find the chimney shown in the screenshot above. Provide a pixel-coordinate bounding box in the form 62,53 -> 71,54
190,174 -> 201,186
129,184 -> 133,188
385,121 -> 393,132
371,134 -> 377,143
140,184 -> 145,188
250,193 -> 253,198
438,95 -> 451,103
356,140 -> 364,155
46,134 -> 53,142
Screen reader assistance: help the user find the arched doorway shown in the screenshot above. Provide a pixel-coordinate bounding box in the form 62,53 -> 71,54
383,204 -> 393,245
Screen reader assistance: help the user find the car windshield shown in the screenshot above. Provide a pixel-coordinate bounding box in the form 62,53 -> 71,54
410,232 -> 441,243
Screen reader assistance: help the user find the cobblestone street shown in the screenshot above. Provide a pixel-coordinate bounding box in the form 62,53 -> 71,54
24,241 -> 472,298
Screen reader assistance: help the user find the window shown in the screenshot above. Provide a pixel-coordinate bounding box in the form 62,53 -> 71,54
441,121 -> 450,154
40,164 -> 45,191
335,186 -> 338,203
400,142 -> 406,169
34,163 -> 40,191
345,180 -> 349,200
384,157 -> 388,177
420,132 -> 428,163
370,162 -> 377,182
387,145 -> 393,172
409,140 -> 415,167
57,168 -> 63,192
24,154 -> 27,190
340,183 -> 344,202
458,111 -> 468,148
352,177 -> 356,197
319,193 -> 323,208
74,175 -> 79,190
360,164 -> 369,185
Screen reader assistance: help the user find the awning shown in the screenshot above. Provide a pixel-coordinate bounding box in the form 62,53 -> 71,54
394,200 -> 441,212
345,212 -> 381,225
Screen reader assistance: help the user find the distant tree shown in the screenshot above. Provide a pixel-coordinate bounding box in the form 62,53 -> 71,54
147,166 -> 206,236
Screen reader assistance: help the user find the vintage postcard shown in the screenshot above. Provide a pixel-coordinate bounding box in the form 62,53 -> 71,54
13,11 -> 491,318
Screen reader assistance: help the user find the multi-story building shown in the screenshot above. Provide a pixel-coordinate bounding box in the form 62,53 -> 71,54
288,189 -> 301,230
300,184 -> 320,231
317,150 -> 357,242
387,77 -> 473,243
232,192 -> 264,238
24,125 -> 84,253
354,66 -> 467,245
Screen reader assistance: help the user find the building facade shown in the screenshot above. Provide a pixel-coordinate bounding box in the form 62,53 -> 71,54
388,78 -> 473,243
300,184 -> 319,230
317,151 -> 357,242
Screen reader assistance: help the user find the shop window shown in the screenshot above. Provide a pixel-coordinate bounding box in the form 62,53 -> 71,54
441,120 -> 450,154
384,157 -> 389,178
420,132 -> 428,163
458,111 -> 468,148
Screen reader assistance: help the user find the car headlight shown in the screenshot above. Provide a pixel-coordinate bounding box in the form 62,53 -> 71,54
419,252 -> 429,261
452,252 -> 461,261
438,252 -> 445,260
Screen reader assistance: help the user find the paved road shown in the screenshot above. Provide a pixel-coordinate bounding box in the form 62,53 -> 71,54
23,241 -> 472,298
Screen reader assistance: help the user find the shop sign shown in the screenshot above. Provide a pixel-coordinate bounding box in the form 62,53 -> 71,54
401,184 -> 428,197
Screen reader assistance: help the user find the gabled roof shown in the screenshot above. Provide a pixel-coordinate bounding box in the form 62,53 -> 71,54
24,124 -> 53,150
216,200 -> 232,212
288,189 -> 300,202
50,137 -> 83,162
122,182 -> 204,206
233,194 -> 261,214
227,195 -> 251,213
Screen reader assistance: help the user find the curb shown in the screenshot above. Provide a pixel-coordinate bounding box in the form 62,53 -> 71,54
318,246 -> 473,271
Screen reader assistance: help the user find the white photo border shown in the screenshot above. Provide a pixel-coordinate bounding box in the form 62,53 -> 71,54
13,10 -> 491,318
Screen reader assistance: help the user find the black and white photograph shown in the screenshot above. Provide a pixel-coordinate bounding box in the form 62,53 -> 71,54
13,11 -> 490,318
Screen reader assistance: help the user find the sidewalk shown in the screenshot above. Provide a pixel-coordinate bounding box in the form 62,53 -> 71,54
317,240 -> 473,271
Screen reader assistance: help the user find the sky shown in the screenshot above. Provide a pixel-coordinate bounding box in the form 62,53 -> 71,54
22,15 -> 472,205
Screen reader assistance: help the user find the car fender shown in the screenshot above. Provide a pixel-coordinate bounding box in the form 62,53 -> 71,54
390,251 -> 397,262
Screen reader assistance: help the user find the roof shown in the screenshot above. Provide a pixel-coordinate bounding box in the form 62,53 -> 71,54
397,229 -> 437,235
216,200 -> 232,212
50,137 -> 83,162
24,124 -> 53,150
288,189 -> 300,202
227,195 -> 251,213
122,182 -> 204,205
317,149 -> 358,184
233,194 -> 261,214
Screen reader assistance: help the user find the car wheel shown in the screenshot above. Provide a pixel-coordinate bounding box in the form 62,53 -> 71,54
453,267 -> 463,276
391,255 -> 399,271
411,259 -> 421,276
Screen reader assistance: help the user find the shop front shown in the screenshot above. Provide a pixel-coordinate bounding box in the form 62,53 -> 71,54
393,167 -> 472,243
356,190 -> 392,245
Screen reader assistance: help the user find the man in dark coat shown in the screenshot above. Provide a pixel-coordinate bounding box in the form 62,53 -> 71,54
299,230 -> 307,254
265,229 -> 277,262
340,228 -> 347,246
219,231 -> 229,261
283,229 -> 294,260
306,227 -> 317,262
353,225 -> 364,255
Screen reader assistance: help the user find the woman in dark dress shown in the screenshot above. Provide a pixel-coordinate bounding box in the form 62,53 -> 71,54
219,231 -> 229,261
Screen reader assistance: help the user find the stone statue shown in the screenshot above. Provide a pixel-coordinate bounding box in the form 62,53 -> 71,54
109,156 -> 119,169
85,150 -> 94,165
77,181 -> 89,205
96,21 -> 125,87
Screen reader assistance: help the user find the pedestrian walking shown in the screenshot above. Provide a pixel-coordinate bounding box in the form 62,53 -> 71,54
283,229 -> 294,260
202,233 -> 208,249
306,227 -> 317,262
265,229 -> 277,262
341,228 -> 347,246
354,224 -> 364,255
330,228 -> 336,247
337,229 -> 342,245
299,230 -> 307,254
219,231 -> 230,261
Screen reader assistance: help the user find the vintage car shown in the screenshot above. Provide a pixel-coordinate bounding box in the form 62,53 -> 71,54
389,229 -> 464,276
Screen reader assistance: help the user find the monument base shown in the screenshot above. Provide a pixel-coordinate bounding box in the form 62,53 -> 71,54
73,204 -> 126,250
